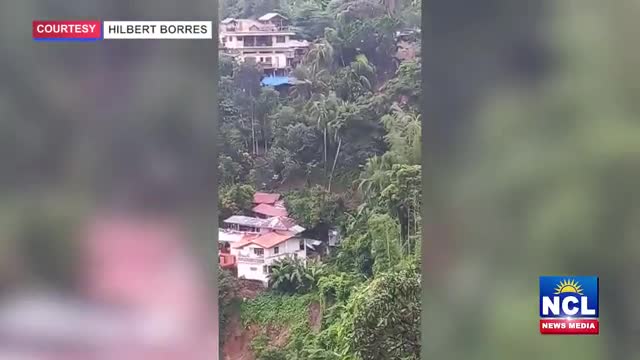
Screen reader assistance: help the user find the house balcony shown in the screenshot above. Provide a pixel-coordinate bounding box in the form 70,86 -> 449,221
237,254 -> 265,265
222,43 -> 305,51
222,25 -> 291,33
244,42 -> 275,47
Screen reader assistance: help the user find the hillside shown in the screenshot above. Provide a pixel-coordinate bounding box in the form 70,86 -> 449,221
218,0 -> 422,359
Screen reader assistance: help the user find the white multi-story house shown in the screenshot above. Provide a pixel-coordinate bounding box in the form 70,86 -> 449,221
218,192 -> 325,285
219,12 -> 310,76
221,215 -> 310,285
231,230 -> 308,285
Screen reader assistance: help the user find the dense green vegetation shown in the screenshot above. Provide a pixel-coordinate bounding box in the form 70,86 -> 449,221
218,0 -> 421,359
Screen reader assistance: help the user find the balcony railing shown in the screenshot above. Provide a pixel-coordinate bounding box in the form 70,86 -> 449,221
223,25 -> 291,33
237,255 -> 265,264
243,43 -> 273,47
265,250 -> 306,261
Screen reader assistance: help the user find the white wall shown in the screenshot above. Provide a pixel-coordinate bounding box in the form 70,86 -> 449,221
264,237 -> 307,265
239,52 -> 288,69
234,238 -> 308,286
237,262 -> 269,285
235,244 -> 267,285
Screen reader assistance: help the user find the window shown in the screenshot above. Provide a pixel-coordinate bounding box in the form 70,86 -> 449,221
237,36 -> 243,40
254,248 -> 264,256
276,36 -> 285,43
263,265 -> 268,274
299,239 -> 305,251
274,246 -> 279,255
250,267 -> 257,271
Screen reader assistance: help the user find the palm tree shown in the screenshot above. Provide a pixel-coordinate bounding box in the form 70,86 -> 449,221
356,152 -> 395,199
290,65 -> 330,101
309,97 -> 329,173
382,103 -> 422,165
327,100 -> 358,192
309,93 -> 339,178
305,39 -> 335,74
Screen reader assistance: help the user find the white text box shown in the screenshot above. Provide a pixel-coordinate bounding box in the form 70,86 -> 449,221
103,21 -> 212,39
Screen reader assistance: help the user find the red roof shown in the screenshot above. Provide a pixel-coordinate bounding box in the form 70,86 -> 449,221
252,203 -> 288,217
232,231 -> 295,249
253,192 -> 281,204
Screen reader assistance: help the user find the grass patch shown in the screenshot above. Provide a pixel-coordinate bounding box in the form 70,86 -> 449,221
240,292 -> 316,327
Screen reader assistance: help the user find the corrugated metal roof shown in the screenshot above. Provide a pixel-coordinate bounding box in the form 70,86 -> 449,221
263,216 -> 296,231
261,76 -> 294,87
258,13 -> 288,21
223,215 -> 267,227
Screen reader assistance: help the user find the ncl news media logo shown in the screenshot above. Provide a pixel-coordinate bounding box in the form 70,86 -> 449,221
539,276 -> 599,335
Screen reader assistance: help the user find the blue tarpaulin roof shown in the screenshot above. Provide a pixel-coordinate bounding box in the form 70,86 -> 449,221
261,76 -> 294,87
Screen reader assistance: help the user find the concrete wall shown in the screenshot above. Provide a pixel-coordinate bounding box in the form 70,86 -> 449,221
237,262 -> 269,285
234,238 -> 308,285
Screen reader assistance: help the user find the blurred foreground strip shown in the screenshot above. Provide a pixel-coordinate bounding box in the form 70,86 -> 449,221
0,213 -> 216,359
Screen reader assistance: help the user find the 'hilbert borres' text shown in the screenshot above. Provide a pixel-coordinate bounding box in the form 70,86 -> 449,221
108,24 -> 209,34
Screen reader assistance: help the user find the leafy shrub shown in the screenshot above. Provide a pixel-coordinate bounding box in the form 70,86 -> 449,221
350,265 -> 421,359
284,186 -> 346,230
219,183 -> 255,219
241,292 -> 314,327
317,272 -> 362,305
268,257 -> 326,294
257,349 -> 289,360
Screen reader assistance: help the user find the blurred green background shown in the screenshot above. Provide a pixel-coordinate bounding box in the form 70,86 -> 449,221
424,0 -> 638,359
0,0 -> 218,292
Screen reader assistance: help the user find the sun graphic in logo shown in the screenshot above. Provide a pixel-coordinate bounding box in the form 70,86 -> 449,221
554,279 -> 584,295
